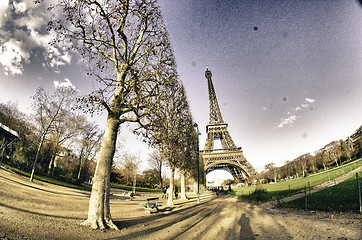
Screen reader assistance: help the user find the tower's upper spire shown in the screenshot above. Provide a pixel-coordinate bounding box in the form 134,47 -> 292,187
205,68 -> 224,124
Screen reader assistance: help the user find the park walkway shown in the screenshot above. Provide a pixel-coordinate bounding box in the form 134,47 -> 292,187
1,166 -> 361,239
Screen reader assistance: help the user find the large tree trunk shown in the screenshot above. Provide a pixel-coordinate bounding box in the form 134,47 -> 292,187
81,116 -> 120,230
180,171 -> 188,200
167,167 -> 175,206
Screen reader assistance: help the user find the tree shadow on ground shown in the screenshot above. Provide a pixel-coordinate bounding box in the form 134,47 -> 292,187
111,197 -> 215,239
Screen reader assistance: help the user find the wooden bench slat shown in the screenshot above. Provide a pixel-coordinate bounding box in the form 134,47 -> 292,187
146,197 -> 159,200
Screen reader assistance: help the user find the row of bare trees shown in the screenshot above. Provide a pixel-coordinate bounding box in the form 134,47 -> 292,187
262,126 -> 362,183
46,0 -> 201,230
0,0 -> 201,231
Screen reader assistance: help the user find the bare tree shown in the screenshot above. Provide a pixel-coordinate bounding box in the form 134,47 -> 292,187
47,112 -> 85,174
148,150 -> 165,188
296,153 -> 310,178
75,122 -> 103,181
339,140 -> 352,162
52,0 -> 176,229
119,153 -> 140,186
30,86 -> 77,182
264,162 -> 277,182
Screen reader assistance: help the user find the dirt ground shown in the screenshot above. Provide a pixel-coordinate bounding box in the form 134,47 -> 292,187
0,167 -> 361,240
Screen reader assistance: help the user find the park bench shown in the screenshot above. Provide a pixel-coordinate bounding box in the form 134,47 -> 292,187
142,197 -> 162,213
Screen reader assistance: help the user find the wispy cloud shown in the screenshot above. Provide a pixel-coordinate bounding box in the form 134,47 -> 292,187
305,98 -> 315,103
277,97 -> 316,128
278,115 -> 298,128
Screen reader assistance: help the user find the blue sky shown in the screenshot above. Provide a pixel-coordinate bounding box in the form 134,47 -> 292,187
1,1 -> 362,179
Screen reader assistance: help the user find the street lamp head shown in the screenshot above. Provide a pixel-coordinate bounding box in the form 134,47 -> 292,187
194,123 -> 198,128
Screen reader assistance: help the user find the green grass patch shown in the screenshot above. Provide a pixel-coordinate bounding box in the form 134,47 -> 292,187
281,172 -> 362,213
2,164 -> 162,193
2,163 -> 91,191
231,158 -> 362,202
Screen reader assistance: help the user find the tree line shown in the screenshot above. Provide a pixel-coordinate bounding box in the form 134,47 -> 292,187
1,0 -> 201,230
261,126 -> 362,183
0,97 -> 194,191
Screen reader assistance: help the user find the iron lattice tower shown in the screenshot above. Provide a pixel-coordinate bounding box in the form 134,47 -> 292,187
201,68 -> 257,181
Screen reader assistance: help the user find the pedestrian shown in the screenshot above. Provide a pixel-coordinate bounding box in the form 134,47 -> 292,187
162,187 -> 166,199
216,190 -> 219,196
174,185 -> 178,199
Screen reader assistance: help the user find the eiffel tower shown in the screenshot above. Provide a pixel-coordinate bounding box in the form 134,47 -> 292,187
201,67 -> 257,181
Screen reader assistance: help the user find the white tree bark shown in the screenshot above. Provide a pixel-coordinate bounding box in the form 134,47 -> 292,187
167,167 -> 175,206
180,171 -> 188,200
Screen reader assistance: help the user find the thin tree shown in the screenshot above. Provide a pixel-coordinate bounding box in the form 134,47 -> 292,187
47,112 -> 85,174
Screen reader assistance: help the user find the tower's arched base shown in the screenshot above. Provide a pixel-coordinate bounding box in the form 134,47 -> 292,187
201,148 -> 257,182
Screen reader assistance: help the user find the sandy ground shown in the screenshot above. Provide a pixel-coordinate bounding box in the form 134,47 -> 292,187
0,167 -> 361,240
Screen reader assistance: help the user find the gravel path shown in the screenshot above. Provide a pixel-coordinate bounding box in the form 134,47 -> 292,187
0,167 -> 361,240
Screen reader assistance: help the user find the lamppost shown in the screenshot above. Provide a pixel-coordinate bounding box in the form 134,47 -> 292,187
194,123 -> 201,203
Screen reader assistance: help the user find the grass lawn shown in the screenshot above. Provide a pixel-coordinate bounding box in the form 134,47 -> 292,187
2,163 -> 161,193
2,163 -> 92,191
231,158 -> 362,202
281,172 -> 362,213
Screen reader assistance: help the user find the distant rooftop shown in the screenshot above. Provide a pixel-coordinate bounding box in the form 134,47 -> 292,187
0,122 -> 19,138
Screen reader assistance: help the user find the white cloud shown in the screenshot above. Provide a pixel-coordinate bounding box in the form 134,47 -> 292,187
53,78 -> 76,90
0,0 -> 71,75
13,1 -> 27,14
278,115 -> 298,128
305,98 -> 315,103
0,0 -> 9,27
0,38 -> 30,75
301,104 -> 308,108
